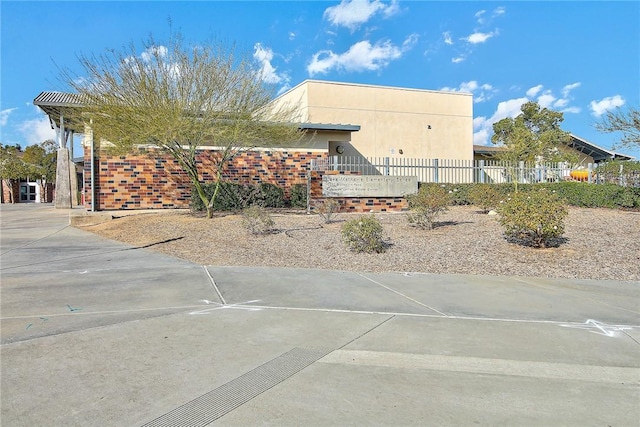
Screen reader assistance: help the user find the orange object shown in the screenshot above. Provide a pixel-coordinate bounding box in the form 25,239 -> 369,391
570,169 -> 590,181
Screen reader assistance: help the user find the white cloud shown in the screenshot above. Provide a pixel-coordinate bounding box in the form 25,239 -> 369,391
253,43 -> 289,85
465,31 -> 495,44
561,82 -> 581,98
473,81 -> 584,145
324,0 -> 399,31
443,31 -> 453,45
1,108 -> 17,127
451,55 -> 465,64
589,95 -> 625,117
18,115 -> 57,146
526,85 -> 543,98
440,80 -> 495,103
537,91 -> 556,108
288,32 -> 296,41
473,97 -> 528,145
307,35 -> 414,76
562,106 -> 581,114
477,7 -> 505,25
402,33 -> 419,50
553,98 -> 569,108
140,45 -> 168,63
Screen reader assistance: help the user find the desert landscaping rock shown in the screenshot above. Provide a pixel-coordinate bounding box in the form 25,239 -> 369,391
82,205 -> 640,282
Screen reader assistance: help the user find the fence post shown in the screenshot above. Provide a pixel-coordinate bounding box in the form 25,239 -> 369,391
433,159 -> 439,183
518,161 -> 525,183
588,163 -> 593,184
479,160 -> 485,184
619,163 -> 624,186
384,157 -> 390,176
306,170 -> 312,214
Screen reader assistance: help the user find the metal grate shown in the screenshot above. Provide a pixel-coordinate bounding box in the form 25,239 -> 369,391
141,347 -> 332,427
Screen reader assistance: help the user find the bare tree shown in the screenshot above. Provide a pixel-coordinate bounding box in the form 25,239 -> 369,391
595,106 -> 640,150
63,33 -> 301,218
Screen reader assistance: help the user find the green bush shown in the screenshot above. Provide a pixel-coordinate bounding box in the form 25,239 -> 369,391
341,215 -> 387,253
191,182 -> 287,212
415,182 -> 639,210
406,184 -> 450,229
533,182 -> 640,209
468,184 -> 501,213
257,183 -> 285,208
314,198 -> 340,224
497,189 -> 568,248
290,184 -> 307,208
241,206 -> 276,235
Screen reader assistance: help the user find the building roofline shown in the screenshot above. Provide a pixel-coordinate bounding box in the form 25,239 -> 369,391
299,122 -> 360,132
569,133 -> 634,161
273,79 -> 473,101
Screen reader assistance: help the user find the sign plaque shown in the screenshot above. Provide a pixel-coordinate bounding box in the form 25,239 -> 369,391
322,175 -> 418,198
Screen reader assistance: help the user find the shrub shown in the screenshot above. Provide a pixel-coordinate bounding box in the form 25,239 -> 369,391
533,182 -> 640,209
290,183 -> 307,208
315,198 -> 340,224
241,206 -> 276,235
191,182 -> 287,212
256,183 -> 285,208
415,182 -> 639,210
341,215 -> 387,253
468,184 -> 501,213
406,184 -> 450,229
497,189 -> 568,248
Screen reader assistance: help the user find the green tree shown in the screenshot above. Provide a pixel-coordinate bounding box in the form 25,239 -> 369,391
63,33 -> 301,218
491,101 -> 576,191
0,144 -> 29,203
23,140 -> 57,200
594,106 -> 640,149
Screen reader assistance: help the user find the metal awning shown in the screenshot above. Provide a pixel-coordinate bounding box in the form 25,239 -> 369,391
474,135 -> 634,163
299,122 -> 360,132
33,91 -> 86,133
33,91 -> 360,135
568,134 -> 633,162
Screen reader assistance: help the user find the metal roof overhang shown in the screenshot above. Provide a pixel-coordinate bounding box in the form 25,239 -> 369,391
33,91 -> 86,133
298,122 -> 360,132
569,134 -> 633,162
34,91 -> 360,135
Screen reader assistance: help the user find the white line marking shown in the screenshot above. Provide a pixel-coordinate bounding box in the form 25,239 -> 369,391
189,300 -> 262,315
1,305 -> 210,320
320,350 -> 640,384
356,272 -> 449,317
212,303 -> 640,330
203,265 -> 226,305
560,319 -> 635,337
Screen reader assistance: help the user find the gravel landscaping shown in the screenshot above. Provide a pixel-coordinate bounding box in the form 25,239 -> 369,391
81,205 -> 640,282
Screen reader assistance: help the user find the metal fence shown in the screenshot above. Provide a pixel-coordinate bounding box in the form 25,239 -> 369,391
311,156 -> 581,184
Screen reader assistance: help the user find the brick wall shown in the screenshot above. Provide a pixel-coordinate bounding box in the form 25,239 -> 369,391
309,171 -> 409,213
1,180 -> 19,203
84,147 -> 326,210
83,148 -> 410,212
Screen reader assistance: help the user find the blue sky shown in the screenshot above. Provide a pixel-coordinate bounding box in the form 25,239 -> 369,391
2,0 -> 639,158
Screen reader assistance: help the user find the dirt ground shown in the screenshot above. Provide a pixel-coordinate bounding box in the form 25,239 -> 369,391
80,205 -> 640,282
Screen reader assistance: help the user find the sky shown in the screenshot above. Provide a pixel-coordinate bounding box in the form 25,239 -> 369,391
1,0 -> 639,158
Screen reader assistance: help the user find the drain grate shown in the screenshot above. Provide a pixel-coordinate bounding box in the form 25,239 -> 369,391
142,347 -> 332,427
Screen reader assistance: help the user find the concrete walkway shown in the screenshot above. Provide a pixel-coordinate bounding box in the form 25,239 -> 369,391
1,204 -> 639,426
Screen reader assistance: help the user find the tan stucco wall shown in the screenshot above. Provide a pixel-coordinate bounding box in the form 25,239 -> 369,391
272,80 -> 474,161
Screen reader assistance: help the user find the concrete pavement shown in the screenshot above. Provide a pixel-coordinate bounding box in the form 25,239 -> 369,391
1,203 -> 639,426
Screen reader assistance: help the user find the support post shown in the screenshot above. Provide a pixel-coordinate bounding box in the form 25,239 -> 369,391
433,159 -> 439,183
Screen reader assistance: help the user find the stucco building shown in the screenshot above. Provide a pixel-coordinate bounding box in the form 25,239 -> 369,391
270,80 -> 474,160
